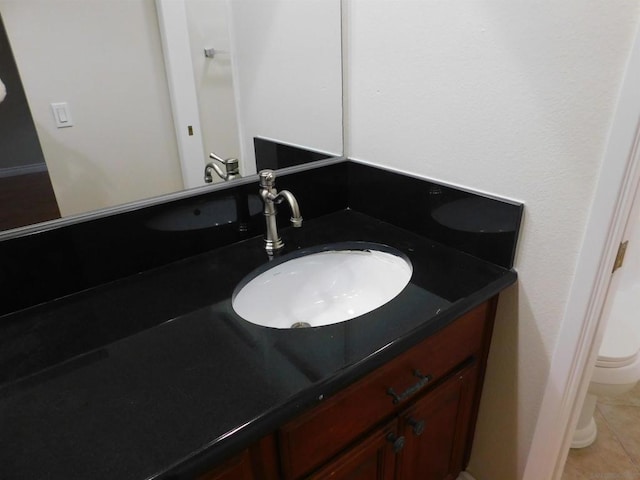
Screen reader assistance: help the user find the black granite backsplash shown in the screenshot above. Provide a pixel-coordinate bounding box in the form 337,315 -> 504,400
347,162 -> 523,269
0,160 -> 522,318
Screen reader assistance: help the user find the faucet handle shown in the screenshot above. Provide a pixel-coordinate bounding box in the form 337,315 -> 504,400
206,152 -> 240,182
209,151 -> 231,164
209,152 -> 239,170
259,169 -> 276,188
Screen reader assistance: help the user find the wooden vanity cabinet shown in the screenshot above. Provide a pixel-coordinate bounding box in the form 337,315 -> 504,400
198,298 -> 497,480
299,363 -> 478,480
278,299 -> 496,480
306,420 -> 399,480
197,435 -> 279,480
197,450 -> 254,480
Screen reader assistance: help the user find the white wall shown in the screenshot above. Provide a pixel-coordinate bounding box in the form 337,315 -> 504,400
228,0 -> 343,175
345,1 -> 640,478
0,0 -> 183,217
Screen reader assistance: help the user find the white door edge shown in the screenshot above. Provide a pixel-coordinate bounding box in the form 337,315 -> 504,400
155,0 -> 207,189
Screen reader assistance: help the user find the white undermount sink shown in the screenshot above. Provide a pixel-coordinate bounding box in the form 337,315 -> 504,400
232,243 -> 413,329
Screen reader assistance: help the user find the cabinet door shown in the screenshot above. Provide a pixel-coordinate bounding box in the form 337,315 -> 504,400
305,420 -> 399,480
396,363 -> 478,480
197,449 -> 254,480
198,435 -> 280,480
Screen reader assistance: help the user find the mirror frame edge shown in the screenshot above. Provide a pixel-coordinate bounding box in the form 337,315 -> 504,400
0,156 -> 348,243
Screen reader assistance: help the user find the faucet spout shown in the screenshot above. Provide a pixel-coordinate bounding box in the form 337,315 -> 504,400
275,190 -> 303,228
258,170 -> 303,253
204,162 -> 226,182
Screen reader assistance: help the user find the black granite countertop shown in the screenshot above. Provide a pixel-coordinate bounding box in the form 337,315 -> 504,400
0,209 -> 516,480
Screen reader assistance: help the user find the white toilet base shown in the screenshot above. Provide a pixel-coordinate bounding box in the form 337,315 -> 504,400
571,416 -> 597,448
571,378 -> 639,449
571,281 -> 640,449
571,393 -> 598,448
457,472 -> 477,480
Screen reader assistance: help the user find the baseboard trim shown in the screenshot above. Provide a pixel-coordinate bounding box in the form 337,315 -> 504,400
0,163 -> 47,178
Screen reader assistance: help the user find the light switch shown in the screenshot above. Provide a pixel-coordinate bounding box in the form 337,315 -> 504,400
51,102 -> 73,128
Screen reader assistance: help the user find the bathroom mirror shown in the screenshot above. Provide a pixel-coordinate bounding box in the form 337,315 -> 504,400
0,0 -> 343,232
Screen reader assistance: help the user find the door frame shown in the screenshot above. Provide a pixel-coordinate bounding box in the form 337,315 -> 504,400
523,25 -> 640,480
155,0 -> 206,189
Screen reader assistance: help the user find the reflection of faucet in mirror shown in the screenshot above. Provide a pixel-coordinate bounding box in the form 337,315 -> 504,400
205,152 -> 241,183
258,170 -> 302,254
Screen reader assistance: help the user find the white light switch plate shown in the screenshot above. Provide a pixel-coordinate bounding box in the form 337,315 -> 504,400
51,102 -> 73,128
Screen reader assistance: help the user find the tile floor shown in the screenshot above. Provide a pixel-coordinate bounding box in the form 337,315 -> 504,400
562,383 -> 640,480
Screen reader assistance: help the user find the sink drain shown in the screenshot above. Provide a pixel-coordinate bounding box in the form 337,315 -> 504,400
291,322 -> 311,329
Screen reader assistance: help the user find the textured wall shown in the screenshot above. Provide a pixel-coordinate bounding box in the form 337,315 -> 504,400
345,1 -> 640,478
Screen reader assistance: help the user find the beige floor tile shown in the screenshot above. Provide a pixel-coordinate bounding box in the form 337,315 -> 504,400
562,410 -> 640,480
599,382 -> 640,407
598,402 -> 640,466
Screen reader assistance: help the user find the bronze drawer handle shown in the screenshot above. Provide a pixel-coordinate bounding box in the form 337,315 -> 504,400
386,433 -> 406,453
407,417 -> 425,436
386,370 -> 432,405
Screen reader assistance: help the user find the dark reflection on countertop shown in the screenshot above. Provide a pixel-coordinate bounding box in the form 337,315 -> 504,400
0,209 -> 516,480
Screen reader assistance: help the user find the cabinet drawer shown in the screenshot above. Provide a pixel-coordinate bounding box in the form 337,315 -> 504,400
278,301 -> 491,479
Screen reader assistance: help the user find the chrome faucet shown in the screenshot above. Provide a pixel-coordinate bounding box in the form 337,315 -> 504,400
258,169 -> 302,253
205,152 -> 241,182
